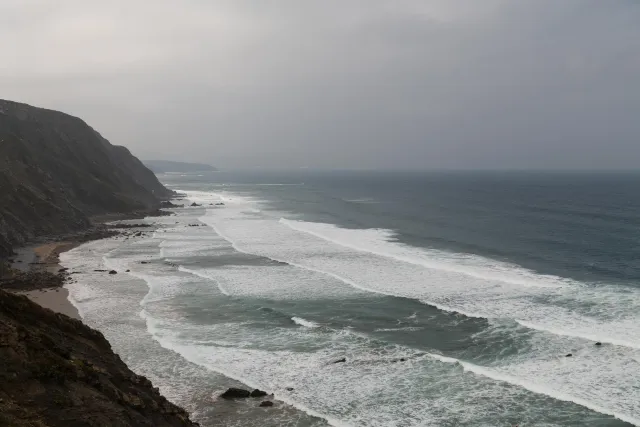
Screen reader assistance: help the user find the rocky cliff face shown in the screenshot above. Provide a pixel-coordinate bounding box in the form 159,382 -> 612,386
0,290 -> 199,426
0,99 -> 173,257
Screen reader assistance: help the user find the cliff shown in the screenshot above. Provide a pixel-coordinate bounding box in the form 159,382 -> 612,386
0,290 -> 199,426
0,99 -> 174,257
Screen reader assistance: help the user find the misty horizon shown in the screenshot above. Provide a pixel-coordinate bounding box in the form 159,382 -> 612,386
2,1 -> 639,170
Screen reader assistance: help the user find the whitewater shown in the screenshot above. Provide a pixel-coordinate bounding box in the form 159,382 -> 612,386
60,173 -> 640,427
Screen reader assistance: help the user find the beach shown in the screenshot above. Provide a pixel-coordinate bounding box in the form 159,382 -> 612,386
10,242 -> 82,319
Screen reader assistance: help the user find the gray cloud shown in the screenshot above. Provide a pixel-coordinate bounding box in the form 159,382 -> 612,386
2,1 -> 639,170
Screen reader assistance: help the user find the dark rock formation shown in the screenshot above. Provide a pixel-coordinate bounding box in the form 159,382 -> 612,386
259,401 -> 274,407
0,290 -> 199,426
250,389 -> 268,398
220,388 -> 251,399
0,99 -> 174,258
0,270 -> 66,291
160,201 -> 182,208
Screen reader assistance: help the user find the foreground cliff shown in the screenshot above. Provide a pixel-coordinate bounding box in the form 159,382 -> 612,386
0,290 -> 199,426
0,99 -> 173,257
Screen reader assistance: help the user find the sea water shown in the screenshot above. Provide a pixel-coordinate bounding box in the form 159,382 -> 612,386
61,171 -> 640,426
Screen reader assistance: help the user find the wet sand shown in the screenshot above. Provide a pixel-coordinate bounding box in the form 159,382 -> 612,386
18,287 -> 80,319
12,241 -> 82,320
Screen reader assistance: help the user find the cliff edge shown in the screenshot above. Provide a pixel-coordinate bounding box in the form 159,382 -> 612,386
0,290 -> 199,426
0,99 -> 174,257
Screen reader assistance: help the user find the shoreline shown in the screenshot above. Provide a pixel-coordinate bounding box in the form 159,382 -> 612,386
8,241 -> 84,320
3,218 -> 162,320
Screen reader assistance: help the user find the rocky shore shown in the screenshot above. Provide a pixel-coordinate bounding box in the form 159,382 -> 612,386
0,289 -> 200,427
0,99 -> 202,426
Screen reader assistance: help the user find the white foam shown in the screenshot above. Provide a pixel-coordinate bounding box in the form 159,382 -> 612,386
178,266 -> 230,295
192,189 -> 640,424
292,317 -> 320,328
60,188 -> 640,426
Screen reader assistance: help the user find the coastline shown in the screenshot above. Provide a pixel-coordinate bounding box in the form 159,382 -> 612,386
9,241 -> 83,320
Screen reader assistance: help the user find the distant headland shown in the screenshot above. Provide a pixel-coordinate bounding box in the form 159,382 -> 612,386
143,160 -> 217,173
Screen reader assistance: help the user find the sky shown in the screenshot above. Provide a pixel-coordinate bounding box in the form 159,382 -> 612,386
1,1 -> 639,170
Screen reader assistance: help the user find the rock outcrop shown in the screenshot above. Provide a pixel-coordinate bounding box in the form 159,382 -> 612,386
0,290 -> 199,426
0,99 -> 174,257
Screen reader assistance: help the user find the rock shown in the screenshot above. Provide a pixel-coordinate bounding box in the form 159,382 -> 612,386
259,401 -> 274,407
94,269 -> 107,272
134,231 -> 143,237
565,353 -> 573,357
126,269 -> 130,272
190,202 -> 202,207
160,201 -> 180,208
331,358 -> 347,364
220,388 -> 251,399
595,342 -> 602,346
215,202 -> 225,206
140,261 -> 149,264
0,289 -> 198,426
285,387 -> 294,391
58,267 -> 69,272
109,270 -> 117,275
250,389 -> 268,398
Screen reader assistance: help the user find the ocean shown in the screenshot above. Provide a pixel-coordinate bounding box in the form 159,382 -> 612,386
60,170 -> 640,426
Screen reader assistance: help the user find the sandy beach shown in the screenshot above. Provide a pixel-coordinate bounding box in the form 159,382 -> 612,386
11,241 -> 82,320
17,287 -> 80,319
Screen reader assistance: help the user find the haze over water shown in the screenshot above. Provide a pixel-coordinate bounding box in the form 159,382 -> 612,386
62,171 -> 640,426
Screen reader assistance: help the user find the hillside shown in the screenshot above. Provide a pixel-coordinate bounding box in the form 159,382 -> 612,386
0,289 -> 199,426
143,160 -> 217,173
0,99 -> 174,257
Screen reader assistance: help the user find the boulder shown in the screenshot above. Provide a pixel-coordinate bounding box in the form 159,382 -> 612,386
565,353 -> 572,357
220,388 -> 251,399
250,389 -> 268,398
109,270 -> 117,275
595,342 -> 602,346
259,401 -> 274,407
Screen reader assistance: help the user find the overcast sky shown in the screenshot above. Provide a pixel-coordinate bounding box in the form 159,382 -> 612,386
2,1 -> 639,170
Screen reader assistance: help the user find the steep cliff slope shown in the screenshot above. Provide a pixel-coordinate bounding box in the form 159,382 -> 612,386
0,290 -> 199,426
0,99 -> 173,256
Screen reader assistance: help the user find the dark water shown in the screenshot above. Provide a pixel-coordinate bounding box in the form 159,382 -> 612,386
66,171 -> 640,426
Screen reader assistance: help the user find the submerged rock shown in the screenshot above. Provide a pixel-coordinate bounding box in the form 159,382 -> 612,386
220,388 -> 251,399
